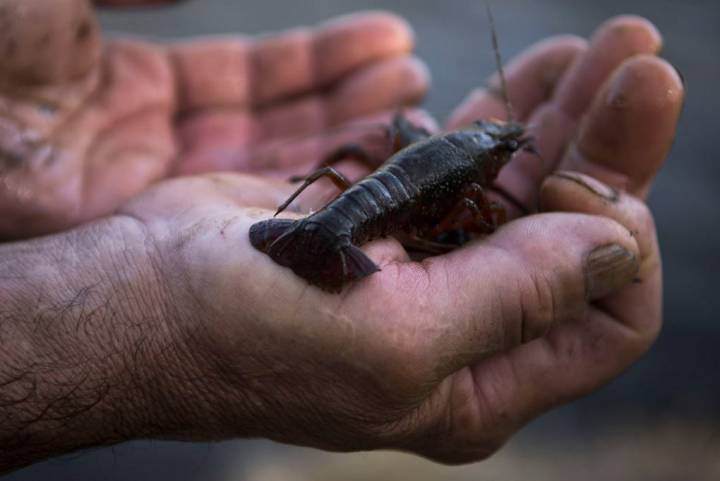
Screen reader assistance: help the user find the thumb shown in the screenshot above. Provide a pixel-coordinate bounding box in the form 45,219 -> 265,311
419,203 -> 639,375
0,0 -> 100,88
389,169 -> 662,463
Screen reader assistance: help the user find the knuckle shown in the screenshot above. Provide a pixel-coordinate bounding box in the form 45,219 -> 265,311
514,265 -> 577,344
520,269 -> 558,341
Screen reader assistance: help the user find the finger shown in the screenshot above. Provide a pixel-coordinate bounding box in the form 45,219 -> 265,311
253,56 -> 429,141
174,56 -> 429,171
170,11 -> 413,112
0,0 -> 100,88
446,35 -> 587,129
493,16 -> 663,212
560,56 -> 684,198
383,206 -> 640,385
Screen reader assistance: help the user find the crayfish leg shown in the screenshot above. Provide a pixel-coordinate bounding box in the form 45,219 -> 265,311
429,183 -> 505,238
289,144 -> 375,183
275,166 -> 352,217
390,111 -> 432,150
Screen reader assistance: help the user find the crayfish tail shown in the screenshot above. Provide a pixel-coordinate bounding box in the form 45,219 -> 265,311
248,217 -> 380,292
249,218 -> 296,252
342,244 -> 381,281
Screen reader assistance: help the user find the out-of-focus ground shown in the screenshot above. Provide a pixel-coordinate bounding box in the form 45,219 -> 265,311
242,421 -> 720,481
7,0 -> 720,480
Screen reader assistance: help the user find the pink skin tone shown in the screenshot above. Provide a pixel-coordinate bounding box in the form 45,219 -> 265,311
0,0 -> 682,473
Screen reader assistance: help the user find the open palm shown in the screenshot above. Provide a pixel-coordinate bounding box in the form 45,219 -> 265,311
0,0 -> 426,238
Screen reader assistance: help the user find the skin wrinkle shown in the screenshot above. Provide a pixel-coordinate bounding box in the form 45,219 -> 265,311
114,222 -> 212,439
80,107 -> 176,213
0,59 -> 101,134
13,218 -> 174,450
525,267 -> 560,343
468,361 -> 511,453
464,243 -> 521,350
166,44 -> 190,114
551,171 -> 620,202
6,372 -> 90,440
0,71 -> 97,129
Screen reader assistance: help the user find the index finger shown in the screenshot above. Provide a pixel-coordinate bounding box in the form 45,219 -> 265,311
170,11 -> 414,112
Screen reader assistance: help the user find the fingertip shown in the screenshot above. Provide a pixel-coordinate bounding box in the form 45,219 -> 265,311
606,55 -> 685,113
593,15 -> 663,54
540,171 -> 658,279
320,10 -> 415,48
563,54 -> 684,196
554,15 -> 663,120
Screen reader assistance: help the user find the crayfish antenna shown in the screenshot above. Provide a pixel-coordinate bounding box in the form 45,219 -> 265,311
485,1 -> 515,123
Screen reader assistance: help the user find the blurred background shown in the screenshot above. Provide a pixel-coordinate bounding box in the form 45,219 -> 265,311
8,0 -> 719,479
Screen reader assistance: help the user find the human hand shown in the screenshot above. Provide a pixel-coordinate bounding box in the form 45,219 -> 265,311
0,13 -> 682,471
106,15 -> 680,462
0,0 -> 428,238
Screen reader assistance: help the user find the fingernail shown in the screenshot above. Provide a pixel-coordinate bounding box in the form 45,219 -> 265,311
585,244 -> 639,300
552,171 -> 619,202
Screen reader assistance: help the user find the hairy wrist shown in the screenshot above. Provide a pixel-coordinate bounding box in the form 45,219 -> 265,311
0,216 -> 191,472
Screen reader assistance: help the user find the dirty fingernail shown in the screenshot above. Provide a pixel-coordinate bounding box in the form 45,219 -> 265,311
585,244 -> 639,300
552,171 -> 619,202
